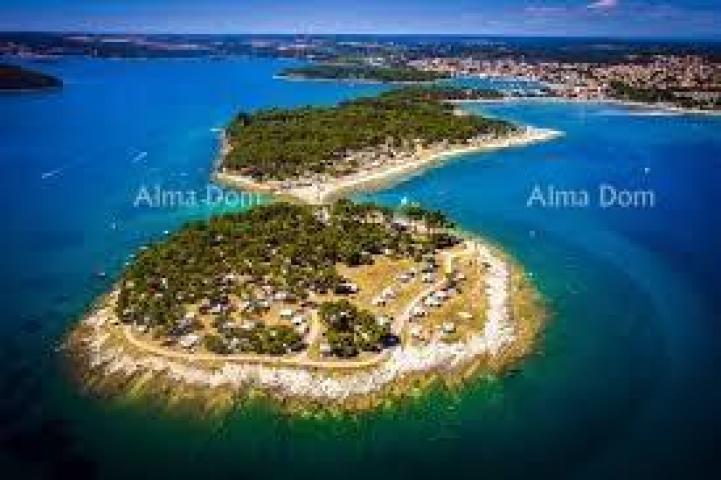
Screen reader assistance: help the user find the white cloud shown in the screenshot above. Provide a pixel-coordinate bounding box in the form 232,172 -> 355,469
587,0 -> 619,9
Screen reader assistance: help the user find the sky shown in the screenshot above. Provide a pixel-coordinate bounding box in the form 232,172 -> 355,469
1,0 -> 720,38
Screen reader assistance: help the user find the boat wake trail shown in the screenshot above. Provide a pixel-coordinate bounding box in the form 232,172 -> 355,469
131,151 -> 148,163
40,167 -> 65,180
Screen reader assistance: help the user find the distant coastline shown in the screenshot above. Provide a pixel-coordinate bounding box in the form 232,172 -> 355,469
277,63 -> 449,84
274,74 -> 440,85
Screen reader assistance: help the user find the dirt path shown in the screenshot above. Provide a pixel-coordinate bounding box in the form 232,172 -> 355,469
122,325 -> 389,370
391,246 -> 473,336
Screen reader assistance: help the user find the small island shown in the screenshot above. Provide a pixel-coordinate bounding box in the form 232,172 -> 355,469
66,200 -> 545,412
279,63 -> 449,83
0,63 -> 62,91
216,87 -> 560,204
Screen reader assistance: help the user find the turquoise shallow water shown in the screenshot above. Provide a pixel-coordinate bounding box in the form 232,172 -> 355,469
1,58 -> 720,479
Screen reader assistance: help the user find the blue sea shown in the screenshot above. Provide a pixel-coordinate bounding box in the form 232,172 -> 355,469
1,57 -> 720,479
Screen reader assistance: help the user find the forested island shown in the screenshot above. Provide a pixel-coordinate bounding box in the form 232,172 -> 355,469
67,199 -> 545,411
112,201 -> 457,357
0,63 -> 62,90
280,63 -> 449,83
216,86 -> 558,203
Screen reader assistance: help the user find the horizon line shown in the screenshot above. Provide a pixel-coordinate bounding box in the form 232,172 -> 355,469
1,30 -> 720,41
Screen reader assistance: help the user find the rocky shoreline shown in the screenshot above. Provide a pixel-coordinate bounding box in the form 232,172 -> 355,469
64,241 -> 545,414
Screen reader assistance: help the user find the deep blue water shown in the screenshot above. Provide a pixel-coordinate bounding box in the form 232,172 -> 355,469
1,58 -> 720,479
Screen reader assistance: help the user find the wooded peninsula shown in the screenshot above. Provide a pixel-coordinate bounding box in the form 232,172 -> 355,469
222,87 -> 516,181
280,63 -> 449,83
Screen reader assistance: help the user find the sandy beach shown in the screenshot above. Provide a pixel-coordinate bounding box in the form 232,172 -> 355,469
215,126 -> 563,205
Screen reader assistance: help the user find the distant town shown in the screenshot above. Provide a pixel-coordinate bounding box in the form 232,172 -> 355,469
2,33 -> 720,110
411,54 -> 721,109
